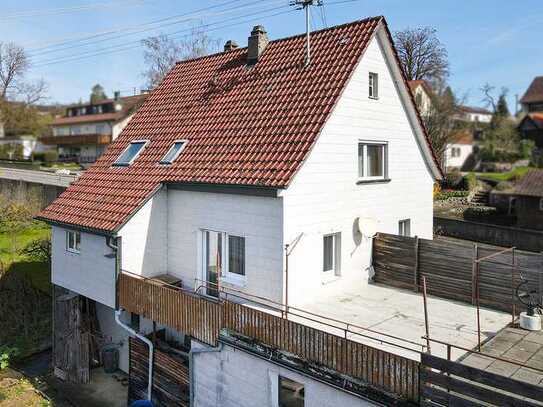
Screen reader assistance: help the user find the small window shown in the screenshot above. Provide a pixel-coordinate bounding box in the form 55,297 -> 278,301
369,72 -> 378,99
113,141 -> 147,166
66,230 -> 81,253
358,142 -> 388,180
159,141 -> 186,165
323,233 -> 341,277
228,235 -> 245,277
278,376 -> 304,407
399,219 -> 411,237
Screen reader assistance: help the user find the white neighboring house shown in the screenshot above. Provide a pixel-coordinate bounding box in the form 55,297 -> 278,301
38,17 -> 441,407
408,80 -> 434,116
456,105 -> 493,123
443,131 -> 474,171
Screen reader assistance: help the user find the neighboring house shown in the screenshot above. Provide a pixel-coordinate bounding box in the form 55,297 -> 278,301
520,76 -> 543,114
455,105 -> 493,123
510,170 -> 543,230
37,17 -> 441,406
41,92 -> 147,164
443,130 -> 474,171
408,79 -> 434,116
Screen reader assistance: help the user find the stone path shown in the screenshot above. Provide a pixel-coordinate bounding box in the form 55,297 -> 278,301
461,326 -> 543,386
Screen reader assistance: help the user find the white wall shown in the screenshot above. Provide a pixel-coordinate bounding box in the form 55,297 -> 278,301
413,85 -> 432,117
167,190 -> 284,303
118,189 -> 168,276
95,303 -> 131,373
282,31 -> 435,306
51,226 -> 116,308
444,143 -> 473,169
192,341 -> 378,407
113,115 -> 133,140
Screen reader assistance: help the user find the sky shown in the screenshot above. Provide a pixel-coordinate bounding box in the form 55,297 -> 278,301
1,0 -> 542,111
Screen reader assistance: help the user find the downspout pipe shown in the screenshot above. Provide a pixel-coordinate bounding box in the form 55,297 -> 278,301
189,342 -> 223,407
115,309 -> 154,401
106,235 -> 120,310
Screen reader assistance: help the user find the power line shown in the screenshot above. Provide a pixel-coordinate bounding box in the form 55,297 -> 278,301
28,0 -> 249,54
31,6 -> 295,68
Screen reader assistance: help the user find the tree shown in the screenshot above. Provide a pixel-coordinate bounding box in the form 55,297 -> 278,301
0,42 -> 47,104
142,26 -> 219,88
394,27 -> 449,83
496,94 -> 510,118
90,84 -> 107,104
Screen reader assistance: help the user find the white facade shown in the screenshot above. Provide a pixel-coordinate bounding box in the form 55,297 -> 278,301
412,84 -> 433,116
444,143 -> 473,170
192,341 -> 378,407
53,122 -> 113,137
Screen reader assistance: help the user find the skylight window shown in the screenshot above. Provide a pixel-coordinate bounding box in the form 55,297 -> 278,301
159,141 -> 186,165
113,141 -> 147,166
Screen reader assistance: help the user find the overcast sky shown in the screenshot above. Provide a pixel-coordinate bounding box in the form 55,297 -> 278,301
1,0 -> 541,111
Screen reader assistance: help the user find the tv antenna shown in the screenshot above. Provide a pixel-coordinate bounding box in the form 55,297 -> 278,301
290,0 -> 323,67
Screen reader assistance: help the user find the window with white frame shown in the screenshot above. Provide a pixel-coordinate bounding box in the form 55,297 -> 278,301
399,219 -> 411,237
358,142 -> 388,180
113,140 -> 147,166
66,230 -> 81,253
278,376 -> 305,407
369,72 -> 378,99
202,230 -> 246,290
323,232 -> 341,277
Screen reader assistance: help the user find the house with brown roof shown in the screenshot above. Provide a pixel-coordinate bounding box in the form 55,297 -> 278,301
41,92 -> 147,164
512,169 -> 543,230
37,17 -> 441,405
520,76 -> 543,114
443,130 -> 475,171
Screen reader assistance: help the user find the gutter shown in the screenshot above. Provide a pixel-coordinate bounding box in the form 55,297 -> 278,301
189,343 -> 224,407
115,309 -> 154,401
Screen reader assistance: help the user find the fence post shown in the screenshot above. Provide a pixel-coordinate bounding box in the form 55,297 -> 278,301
413,236 -> 420,293
472,244 -> 479,305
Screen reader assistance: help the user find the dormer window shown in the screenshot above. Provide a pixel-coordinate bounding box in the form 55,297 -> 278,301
113,140 -> 147,166
159,141 -> 186,165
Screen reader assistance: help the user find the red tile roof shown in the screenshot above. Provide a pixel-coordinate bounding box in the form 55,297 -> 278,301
514,170 -> 543,198
520,76 -> 543,104
408,79 -> 433,95
37,16 -> 440,233
450,130 -> 473,145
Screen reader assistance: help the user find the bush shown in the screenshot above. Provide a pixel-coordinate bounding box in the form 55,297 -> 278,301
0,346 -> 19,370
19,238 -> 51,263
44,150 -> 58,163
435,189 -> 469,201
442,170 -> 465,190
463,206 -> 499,221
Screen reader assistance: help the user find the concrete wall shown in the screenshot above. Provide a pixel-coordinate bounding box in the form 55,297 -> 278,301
282,32 -> 435,306
95,302 -> 131,373
118,189 -> 168,276
167,189 -> 284,303
192,341 -> 378,407
51,226 -> 117,308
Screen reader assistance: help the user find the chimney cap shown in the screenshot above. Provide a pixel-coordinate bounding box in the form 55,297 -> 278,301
224,40 -> 239,52
251,25 -> 267,35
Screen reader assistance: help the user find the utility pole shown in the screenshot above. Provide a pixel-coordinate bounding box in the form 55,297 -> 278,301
290,0 -> 323,67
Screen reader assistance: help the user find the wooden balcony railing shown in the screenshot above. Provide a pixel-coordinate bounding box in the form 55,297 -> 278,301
118,272 -> 420,403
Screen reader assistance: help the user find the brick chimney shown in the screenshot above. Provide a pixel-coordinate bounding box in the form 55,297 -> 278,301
224,40 -> 239,52
247,25 -> 268,64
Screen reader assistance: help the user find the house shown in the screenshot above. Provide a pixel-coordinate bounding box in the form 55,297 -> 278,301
40,92 -> 147,164
408,79 -> 433,116
443,130 -> 474,171
37,17 -> 441,406
511,169 -> 543,230
520,76 -> 543,114
455,105 -> 493,123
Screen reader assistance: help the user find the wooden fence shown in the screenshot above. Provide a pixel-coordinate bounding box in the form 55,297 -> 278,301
373,233 -> 543,313
420,353 -> 543,406
128,337 -> 190,406
118,272 -> 419,403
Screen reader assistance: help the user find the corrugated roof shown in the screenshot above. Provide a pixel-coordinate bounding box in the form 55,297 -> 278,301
37,16 -> 440,233
515,170 -> 543,198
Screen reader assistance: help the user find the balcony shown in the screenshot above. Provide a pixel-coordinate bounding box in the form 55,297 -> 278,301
117,271 -> 420,403
40,133 -> 112,146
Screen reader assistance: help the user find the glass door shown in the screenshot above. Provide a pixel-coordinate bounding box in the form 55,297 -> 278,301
203,230 -> 223,298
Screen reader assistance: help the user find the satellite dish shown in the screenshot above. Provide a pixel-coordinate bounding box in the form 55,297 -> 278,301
356,217 -> 377,238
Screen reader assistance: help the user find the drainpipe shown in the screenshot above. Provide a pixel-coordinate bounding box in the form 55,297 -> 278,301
115,309 -> 154,401
189,342 -> 223,407
106,235 -> 121,309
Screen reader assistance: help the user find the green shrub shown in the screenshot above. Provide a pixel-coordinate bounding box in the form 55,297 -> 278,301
463,206 -> 499,221
19,238 -> 51,263
43,150 -> 58,163
0,346 -> 19,370
435,190 -> 469,200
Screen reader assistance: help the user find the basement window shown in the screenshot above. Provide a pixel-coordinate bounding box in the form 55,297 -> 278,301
159,141 -> 187,165
66,230 -> 81,253
278,376 -> 305,407
113,140 -> 147,166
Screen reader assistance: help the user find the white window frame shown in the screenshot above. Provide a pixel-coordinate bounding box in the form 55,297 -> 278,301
323,232 -> 341,281
159,140 -> 187,165
399,219 -> 411,237
66,230 -> 81,254
369,72 -> 379,99
113,139 -> 148,166
358,141 -> 388,181
200,229 -> 246,288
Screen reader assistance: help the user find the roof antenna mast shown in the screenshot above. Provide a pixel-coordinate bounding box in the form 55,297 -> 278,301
290,0 -> 323,67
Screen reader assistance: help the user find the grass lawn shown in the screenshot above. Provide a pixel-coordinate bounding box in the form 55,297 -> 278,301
473,166 -> 535,182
